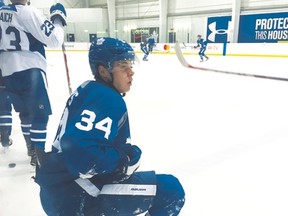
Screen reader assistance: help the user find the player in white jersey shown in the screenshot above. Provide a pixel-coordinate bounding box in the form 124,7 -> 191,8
0,1 -> 13,150
0,0 -> 67,165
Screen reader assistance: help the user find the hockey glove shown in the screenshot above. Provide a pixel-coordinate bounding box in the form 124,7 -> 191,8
113,144 -> 142,183
50,3 -> 67,26
123,144 -> 142,175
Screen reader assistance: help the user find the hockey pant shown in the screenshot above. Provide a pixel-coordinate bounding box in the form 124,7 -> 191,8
141,48 -> 149,60
39,171 -> 185,216
0,86 -> 12,147
3,68 -> 51,152
198,48 -> 208,60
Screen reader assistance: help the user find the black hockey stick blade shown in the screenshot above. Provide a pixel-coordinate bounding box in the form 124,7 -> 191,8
175,41 -> 288,82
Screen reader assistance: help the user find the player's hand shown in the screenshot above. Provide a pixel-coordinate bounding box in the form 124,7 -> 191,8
123,144 -> 141,175
113,144 -> 142,183
50,3 -> 67,26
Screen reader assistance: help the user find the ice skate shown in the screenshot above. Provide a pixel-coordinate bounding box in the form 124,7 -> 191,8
9,138 -> 13,146
2,146 -> 9,153
25,138 -> 34,156
3,138 -> 13,153
30,150 -> 37,166
0,134 -> 13,148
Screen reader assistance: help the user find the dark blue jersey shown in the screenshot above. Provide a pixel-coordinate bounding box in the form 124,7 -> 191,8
195,38 -> 207,49
147,37 -> 155,46
37,80 -> 132,187
35,81 -> 185,216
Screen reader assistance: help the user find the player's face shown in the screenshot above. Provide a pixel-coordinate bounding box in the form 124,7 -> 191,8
112,60 -> 135,93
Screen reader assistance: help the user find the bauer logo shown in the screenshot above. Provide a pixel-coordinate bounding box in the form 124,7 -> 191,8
207,16 -> 232,43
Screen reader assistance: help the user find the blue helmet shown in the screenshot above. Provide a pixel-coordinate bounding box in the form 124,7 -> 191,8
89,37 -> 136,76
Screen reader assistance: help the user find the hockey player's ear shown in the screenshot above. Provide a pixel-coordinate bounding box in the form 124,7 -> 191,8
98,65 -> 112,82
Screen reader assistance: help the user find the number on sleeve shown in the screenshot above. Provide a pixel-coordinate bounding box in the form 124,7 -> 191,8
40,20 -> 55,37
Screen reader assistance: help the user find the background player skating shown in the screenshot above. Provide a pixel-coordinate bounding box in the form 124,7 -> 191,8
140,41 -> 149,61
194,34 -> 209,62
147,34 -> 156,53
35,37 -> 185,216
0,0 -> 66,165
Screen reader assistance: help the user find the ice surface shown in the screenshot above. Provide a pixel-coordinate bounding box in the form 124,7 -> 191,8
1,50 -> 288,216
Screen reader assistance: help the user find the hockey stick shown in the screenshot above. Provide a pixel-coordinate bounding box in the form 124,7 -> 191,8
61,43 -> 72,94
175,41 -> 288,82
55,0 -> 72,94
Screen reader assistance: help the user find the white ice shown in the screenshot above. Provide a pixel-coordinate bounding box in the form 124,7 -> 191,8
1,50 -> 288,216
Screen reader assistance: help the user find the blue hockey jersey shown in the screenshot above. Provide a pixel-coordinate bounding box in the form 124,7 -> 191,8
36,80 -> 132,186
35,80 -> 184,216
195,38 -> 208,49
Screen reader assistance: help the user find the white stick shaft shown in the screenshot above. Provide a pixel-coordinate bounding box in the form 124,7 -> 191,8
175,42 -> 288,82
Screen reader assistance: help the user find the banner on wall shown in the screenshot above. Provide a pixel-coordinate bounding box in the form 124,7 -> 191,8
208,12 -> 288,43
239,12 -> 288,42
207,16 -> 232,43
130,27 -> 159,43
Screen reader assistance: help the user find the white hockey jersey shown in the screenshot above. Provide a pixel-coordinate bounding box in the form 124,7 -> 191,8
0,3 -> 64,76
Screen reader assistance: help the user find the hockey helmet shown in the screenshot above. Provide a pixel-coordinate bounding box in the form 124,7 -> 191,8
89,37 -> 136,76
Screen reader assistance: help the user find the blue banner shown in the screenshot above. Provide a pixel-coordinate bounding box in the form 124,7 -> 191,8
207,16 -> 232,43
207,12 -> 288,43
239,12 -> 288,43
